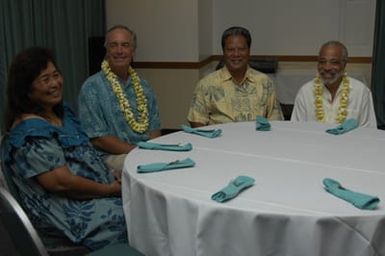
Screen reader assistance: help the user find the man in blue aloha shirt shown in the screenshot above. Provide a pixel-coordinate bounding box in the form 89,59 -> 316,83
79,25 -> 161,171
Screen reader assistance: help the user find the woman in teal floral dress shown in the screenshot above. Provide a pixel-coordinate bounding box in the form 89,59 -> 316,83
3,47 -> 127,251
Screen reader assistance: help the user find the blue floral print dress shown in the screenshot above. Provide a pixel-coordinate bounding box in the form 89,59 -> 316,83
3,105 -> 127,250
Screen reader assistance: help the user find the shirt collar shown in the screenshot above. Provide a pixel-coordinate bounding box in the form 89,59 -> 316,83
322,77 -> 348,94
219,65 -> 255,84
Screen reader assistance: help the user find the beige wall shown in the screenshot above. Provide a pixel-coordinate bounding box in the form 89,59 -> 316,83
137,59 -> 220,129
106,0 -> 199,61
136,69 -> 199,128
212,0 -> 376,56
198,0 -> 213,60
106,0 -> 375,60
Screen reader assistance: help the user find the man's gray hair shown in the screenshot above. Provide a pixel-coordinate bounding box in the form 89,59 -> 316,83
319,41 -> 348,62
104,25 -> 137,49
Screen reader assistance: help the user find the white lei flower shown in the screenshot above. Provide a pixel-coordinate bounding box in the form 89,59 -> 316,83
314,74 -> 350,124
101,60 -> 149,133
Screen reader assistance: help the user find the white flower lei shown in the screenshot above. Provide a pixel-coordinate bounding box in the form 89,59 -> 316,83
101,60 -> 149,133
314,73 -> 350,124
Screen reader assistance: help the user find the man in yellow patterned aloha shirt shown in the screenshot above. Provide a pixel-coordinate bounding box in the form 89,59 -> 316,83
187,26 -> 283,127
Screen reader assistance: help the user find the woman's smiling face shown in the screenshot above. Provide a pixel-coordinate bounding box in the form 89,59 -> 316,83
29,61 -> 63,109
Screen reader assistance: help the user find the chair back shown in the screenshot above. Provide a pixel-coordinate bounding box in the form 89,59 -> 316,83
0,134 -> 22,202
0,186 -> 49,256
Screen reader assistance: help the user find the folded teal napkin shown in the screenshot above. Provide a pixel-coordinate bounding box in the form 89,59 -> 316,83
256,115 -> 271,131
326,118 -> 358,135
181,124 -> 222,138
137,158 -> 195,173
323,178 -> 380,210
137,141 -> 192,151
211,176 -> 255,203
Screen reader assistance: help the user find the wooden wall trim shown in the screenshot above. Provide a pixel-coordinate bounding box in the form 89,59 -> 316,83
132,55 -> 372,69
132,56 -> 216,69
273,55 -> 372,63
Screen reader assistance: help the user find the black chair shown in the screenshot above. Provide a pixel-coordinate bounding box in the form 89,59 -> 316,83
161,128 -> 181,136
280,103 -> 294,121
0,134 -> 22,202
0,136 -> 144,256
0,186 -> 49,256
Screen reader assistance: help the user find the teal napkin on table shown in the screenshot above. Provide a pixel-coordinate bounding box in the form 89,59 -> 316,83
256,115 -> 271,131
323,178 -> 380,210
326,118 -> 358,135
137,158 -> 195,173
137,141 -> 193,151
211,176 -> 255,203
181,124 -> 222,138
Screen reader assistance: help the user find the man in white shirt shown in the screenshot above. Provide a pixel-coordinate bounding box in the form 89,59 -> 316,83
291,41 -> 377,128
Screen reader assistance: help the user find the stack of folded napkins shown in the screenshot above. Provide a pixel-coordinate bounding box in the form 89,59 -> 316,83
181,124 -> 222,138
256,115 -> 271,131
137,141 -> 192,151
323,178 -> 380,210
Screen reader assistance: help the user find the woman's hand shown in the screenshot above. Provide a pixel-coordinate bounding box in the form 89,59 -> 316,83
108,180 -> 122,197
111,169 -> 122,183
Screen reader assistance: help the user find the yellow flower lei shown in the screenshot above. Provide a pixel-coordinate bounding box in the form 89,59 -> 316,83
314,74 -> 350,124
101,60 -> 149,133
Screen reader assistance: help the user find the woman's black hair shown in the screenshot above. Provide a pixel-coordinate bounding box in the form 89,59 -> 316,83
5,47 -> 63,131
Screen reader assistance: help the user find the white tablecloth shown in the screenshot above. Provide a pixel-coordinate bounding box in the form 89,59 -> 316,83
122,121 -> 385,256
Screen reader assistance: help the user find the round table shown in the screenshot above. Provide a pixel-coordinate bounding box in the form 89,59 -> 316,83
122,121 -> 385,256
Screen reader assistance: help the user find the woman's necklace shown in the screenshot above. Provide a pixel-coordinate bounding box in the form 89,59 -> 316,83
101,60 -> 149,133
314,74 -> 350,124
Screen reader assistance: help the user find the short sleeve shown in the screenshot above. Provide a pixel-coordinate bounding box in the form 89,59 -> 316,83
357,87 -> 377,128
78,79 -> 110,138
13,137 -> 66,179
